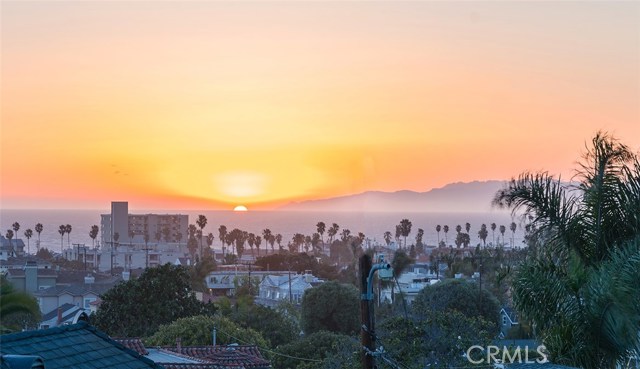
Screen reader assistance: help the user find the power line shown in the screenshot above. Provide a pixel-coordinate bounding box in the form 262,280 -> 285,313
215,326 -> 322,363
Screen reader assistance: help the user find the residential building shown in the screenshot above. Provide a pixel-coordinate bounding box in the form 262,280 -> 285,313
379,264 -> 440,305
38,303 -> 90,329
256,272 -> 324,307
0,236 -> 25,260
500,307 -> 520,339
0,322 -> 163,369
100,201 -> 188,247
4,261 -> 57,294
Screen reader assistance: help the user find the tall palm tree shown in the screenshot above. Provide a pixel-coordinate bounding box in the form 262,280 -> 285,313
455,224 -> 462,234
12,223 -> 20,249
255,235 -> 262,256
89,225 -> 99,248
465,222 -> 471,234
58,225 -> 66,252
24,229 -> 33,255
218,225 -> 227,249
383,231 -> 392,246
435,225 -> 441,246
340,229 -> 351,243
247,233 -> 256,256
493,132 -> 640,369
478,224 -> 488,247
327,223 -> 339,244
399,219 -> 412,249
65,224 -> 72,247
490,223 -> 497,246
35,223 -> 43,251
206,233 -> 214,257
316,222 -> 326,253
196,215 -> 207,253
128,230 -> 135,247
275,233 -> 283,252
499,225 -> 506,246
509,222 -> 517,248
443,225 -> 449,245
5,230 -> 14,256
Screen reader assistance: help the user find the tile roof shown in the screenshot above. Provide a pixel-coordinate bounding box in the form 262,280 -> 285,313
0,322 -> 163,369
114,338 -> 150,355
33,283 -> 113,297
164,346 -> 270,369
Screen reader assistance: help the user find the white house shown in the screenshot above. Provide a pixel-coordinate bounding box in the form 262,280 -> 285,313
39,303 -> 90,329
256,272 -> 323,307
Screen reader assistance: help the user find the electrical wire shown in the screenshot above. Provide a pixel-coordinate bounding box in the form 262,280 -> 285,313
214,326 -> 322,363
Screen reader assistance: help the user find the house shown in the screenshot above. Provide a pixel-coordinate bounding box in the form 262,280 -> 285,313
0,322 -> 163,369
33,278 -> 115,315
500,307 -> 519,338
256,272 -> 323,307
0,236 -> 25,260
379,264 -> 439,305
38,303 -> 90,329
115,338 -> 272,368
4,261 -> 57,294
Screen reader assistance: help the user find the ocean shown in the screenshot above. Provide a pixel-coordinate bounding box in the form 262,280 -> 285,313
0,209 -> 525,254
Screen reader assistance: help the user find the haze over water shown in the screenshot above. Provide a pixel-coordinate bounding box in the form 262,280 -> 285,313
1,209 -> 524,254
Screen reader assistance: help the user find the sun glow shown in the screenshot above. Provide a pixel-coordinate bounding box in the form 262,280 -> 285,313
233,205 -> 248,212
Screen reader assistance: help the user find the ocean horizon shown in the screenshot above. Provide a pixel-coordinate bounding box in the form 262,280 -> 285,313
0,208 -> 525,254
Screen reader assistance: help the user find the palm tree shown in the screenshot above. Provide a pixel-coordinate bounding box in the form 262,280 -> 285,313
455,224 -> 462,234
255,235 -> 262,256
89,225 -> 99,248
383,231 -> 392,246
435,225 -> 441,245
492,132 -> 640,369
35,223 -> 43,251
443,225 -> 449,245
490,223 -> 496,246
340,229 -> 351,243
510,222 -> 517,247
247,233 -> 256,256
399,219 -> 412,249
5,230 -> 14,256
327,223 -> 339,244
128,230 -> 135,247
478,224 -> 488,247
58,225 -> 66,252
206,233 -> 214,257
218,225 -> 227,249
65,224 -> 72,247
1,277 -> 41,333
196,215 -> 207,253
499,225 -> 506,246
316,222 -> 326,253
465,222 -> 471,234
24,229 -> 33,255
275,233 -> 283,251
12,223 -> 20,248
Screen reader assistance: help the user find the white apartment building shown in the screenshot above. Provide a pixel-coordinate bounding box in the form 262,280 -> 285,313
100,202 -> 189,247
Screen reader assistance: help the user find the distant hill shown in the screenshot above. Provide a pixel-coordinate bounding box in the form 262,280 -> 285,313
281,180 -> 509,213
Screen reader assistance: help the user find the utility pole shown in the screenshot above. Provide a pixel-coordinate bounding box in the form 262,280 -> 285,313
360,254 -> 375,369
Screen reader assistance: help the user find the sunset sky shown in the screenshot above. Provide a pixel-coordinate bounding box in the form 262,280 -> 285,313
1,1 -> 639,210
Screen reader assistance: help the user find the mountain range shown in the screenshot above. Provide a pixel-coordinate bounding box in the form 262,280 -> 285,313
281,180 -> 509,213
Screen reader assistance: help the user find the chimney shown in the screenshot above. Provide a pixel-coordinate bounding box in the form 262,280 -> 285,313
24,261 -> 38,294
176,337 -> 182,351
57,307 -> 63,325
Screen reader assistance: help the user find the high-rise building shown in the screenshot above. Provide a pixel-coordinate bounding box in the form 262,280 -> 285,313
100,202 -> 188,248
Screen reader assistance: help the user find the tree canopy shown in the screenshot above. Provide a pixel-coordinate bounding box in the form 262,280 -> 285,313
92,263 -> 216,337
493,132 -> 640,369
300,281 -> 359,335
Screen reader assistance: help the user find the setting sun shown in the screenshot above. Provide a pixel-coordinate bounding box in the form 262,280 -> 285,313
233,205 -> 248,212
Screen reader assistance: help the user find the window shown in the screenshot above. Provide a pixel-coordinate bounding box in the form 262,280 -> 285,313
502,316 -> 507,326
84,298 -> 96,309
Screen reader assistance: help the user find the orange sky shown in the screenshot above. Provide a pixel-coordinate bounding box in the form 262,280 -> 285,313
1,1 -> 639,210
